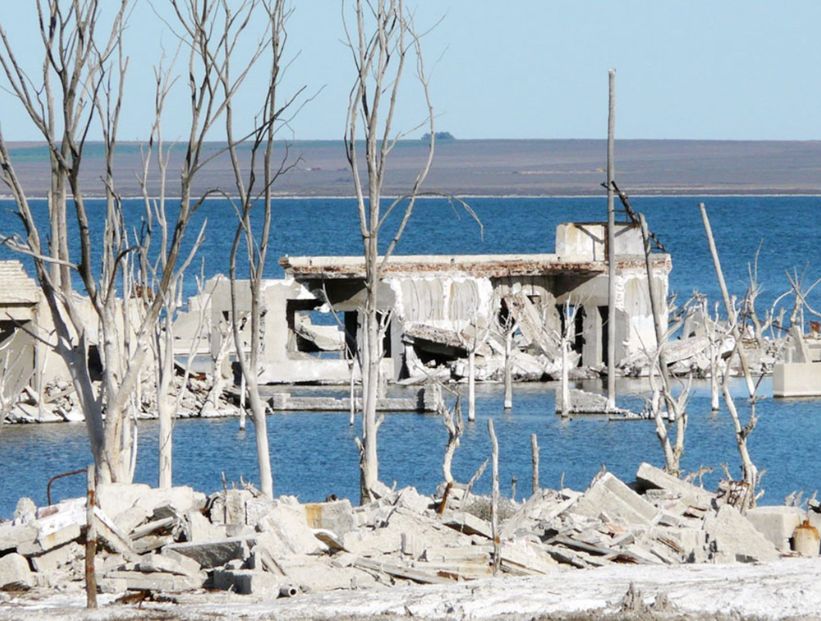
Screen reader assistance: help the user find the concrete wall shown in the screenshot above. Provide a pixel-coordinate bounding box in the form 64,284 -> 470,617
556,222 -> 644,260
774,362 -> 821,397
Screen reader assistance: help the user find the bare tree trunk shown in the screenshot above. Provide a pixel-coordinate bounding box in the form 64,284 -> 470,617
699,203 -> 756,398
721,380 -> 759,512
503,329 -> 513,409
488,418 -> 500,575
467,350 -> 476,422
440,395 -> 462,485
239,374 -> 247,431
560,339 -> 570,418
531,433 -> 540,495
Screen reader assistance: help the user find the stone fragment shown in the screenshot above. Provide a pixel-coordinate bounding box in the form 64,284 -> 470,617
572,473 -> 657,527
164,536 -> 255,568
14,498 -> 36,524
635,463 -> 715,511
212,568 -> 280,596
0,553 -> 34,590
104,570 -> 201,592
29,541 -> 83,574
442,512 -> 493,539
304,499 -> 355,536
746,506 -> 803,552
185,510 -> 227,543
133,553 -> 204,580
703,505 -> 780,563
257,499 -> 324,555
0,523 -> 37,553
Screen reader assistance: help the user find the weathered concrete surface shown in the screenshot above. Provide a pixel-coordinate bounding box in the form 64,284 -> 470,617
746,505 -> 804,552
0,553 -> 34,590
572,473 -> 658,527
635,462 -> 714,511
703,505 -> 780,563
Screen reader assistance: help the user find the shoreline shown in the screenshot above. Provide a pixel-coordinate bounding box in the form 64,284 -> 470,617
3,192 -> 821,201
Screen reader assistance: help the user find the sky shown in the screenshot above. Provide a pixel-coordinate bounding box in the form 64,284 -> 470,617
1,1 -> 821,141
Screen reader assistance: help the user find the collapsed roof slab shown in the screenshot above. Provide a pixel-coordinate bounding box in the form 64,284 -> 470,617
280,253 -> 614,280
280,253 -> 671,280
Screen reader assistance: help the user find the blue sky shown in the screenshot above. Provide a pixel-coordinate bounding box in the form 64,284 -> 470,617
1,1 -> 820,141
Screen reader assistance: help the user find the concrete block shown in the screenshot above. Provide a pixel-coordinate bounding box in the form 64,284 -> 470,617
257,500 -> 323,555
443,512 -> 493,539
134,553 -> 204,580
0,523 -> 37,553
746,506 -> 803,552
0,553 -> 34,590
14,498 -> 36,524
17,522 -> 82,556
636,462 -> 715,511
161,548 -> 203,574
212,569 -> 280,596
105,570 -> 201,592
185,510 -> 227,543
29,541 -> 82,573
304,500 -> 355,536
704,505 -> 780,563
572,473 -> 657,527
164,536 -> 255,568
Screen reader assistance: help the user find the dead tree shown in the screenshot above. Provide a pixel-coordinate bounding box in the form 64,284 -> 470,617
344,0 -> 435,503
188,0 -> 303,500
639,214 -> 691,476
699,203 -> 756,398
0,1 -> 141,482
439,394 -> 463,486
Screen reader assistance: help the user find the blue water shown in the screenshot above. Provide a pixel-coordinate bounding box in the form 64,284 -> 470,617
0,196 -> 820,516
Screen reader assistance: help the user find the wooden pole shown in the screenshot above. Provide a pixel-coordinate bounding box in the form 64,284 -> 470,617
698,203 -> 756,397
530,433 -> 539,495
85,464 -> 97,609
606,68 -> 617,410
487,418 -> 500,575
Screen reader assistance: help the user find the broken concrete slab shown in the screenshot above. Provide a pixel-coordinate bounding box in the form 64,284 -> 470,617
0,553 -> 34,590
0,523 -> 36,553
185,510 -> 227,543
133,554 -> 205,581
571,473 -> 658,527
703,505 -> 780,563
443,512 -> 493,539
164,536 -> 255,568
256,499 -> 324,555
635,463 -> 714,512
212,568 -> 281,596
29,541 -> 82,574
104,570 -> 201,592
304,499 -> 355,536
746,506 -> 803,552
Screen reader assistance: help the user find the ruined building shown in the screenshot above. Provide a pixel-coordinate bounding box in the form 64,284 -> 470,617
175,221 -> 671,385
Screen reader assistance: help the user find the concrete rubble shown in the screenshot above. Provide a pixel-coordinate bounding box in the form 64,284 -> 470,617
0,461 -> 817,604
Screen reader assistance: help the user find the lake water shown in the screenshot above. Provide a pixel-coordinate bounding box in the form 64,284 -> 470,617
0,195 -> 819,516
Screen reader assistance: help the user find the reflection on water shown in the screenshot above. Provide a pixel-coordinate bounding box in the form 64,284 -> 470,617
1,377 -> 819,518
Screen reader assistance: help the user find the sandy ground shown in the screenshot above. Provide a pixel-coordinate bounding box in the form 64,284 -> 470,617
2,558 -> 821,620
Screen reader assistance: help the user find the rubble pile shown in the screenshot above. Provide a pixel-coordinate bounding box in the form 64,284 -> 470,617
2,371 -> 241,425
0,462 -> 818,601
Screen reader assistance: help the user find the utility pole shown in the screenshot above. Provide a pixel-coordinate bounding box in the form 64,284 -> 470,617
606,69 -> 617,410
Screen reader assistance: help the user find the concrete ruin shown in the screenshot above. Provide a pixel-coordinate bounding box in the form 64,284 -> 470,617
773,327 -> 821,397
176,222 -> 671,386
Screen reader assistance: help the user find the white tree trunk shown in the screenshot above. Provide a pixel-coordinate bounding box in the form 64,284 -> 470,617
560,341 -> 570,417
503,329 -> 513,409
467,350 -> 476,422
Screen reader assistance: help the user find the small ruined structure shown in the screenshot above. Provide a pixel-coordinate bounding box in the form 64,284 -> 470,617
773,327 -> 821,397
242,221 -> 672,385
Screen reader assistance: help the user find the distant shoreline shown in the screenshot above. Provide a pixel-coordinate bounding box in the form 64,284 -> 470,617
7,139 -> 821,198
3,192 -> 821,201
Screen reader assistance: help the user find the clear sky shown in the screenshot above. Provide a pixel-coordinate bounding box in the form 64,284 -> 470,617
2,1 -> 821,141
